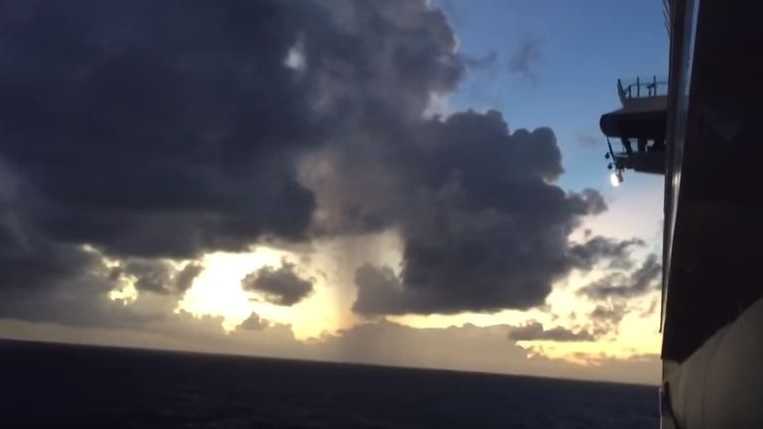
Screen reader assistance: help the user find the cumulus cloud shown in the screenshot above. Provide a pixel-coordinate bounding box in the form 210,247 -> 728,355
508,321 -> 595,342
242,261 -> 314,306
342,112 -> 613,315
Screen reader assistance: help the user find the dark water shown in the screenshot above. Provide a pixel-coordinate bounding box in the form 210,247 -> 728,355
0,339 -> 658,428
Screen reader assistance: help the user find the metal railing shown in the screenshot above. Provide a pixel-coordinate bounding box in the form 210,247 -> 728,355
618,76 -> 668,99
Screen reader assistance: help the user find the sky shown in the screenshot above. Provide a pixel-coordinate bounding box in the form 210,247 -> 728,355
0,0 -> 667,385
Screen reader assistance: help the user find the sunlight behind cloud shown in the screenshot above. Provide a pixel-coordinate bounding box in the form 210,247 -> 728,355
176,247 -> 346,339
108,283 -> 138,305
177,249 -> 286,332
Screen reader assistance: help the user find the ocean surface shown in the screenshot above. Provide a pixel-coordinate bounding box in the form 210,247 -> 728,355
1,339 -> 658,428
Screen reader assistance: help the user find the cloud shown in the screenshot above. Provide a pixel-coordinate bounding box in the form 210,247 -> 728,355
341,111 -> 616,316
575,254 -> 661,336
239,313 -> 269,331
0,0 -> 464,267
0,0 -> 641,327
508,321 -> 595,342
242,261 -> 314,306
173,263 -> 204,294
122,261 -> 173,294
107,259 -> 203,295
591,305 -> 625,323
569,236 -> 645,270
0,0 -> 462,318
578,254 -> 661,299
0,206 -> 151,326
0,1 -> 332,261
589,303 -> 627,337
349,197 -> 636,316
0,260 -> 177,329
629,254 -> 662,292
0,219 -> 102,295
508,37 -> 542,80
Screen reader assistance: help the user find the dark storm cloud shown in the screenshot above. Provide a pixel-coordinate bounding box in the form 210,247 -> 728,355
1,0 -> 464,260
0,248 -> 176,327
578,254 -> 661,299
242,261 -> 314,306
0,173 -> 130,324
0,170 -> 176,326
0,219 -> 101,294
508,321 -> 594,342
346,110 -> 616,315
508,38 -> 542,80
0,0 -> 639,325
0,0 -> 462,318
0,0 -> 333,259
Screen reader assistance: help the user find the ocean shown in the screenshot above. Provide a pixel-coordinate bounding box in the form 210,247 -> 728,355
1,339 -> 658,428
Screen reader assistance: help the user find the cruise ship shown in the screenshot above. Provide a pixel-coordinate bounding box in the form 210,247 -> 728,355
600,1 -> 763,427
